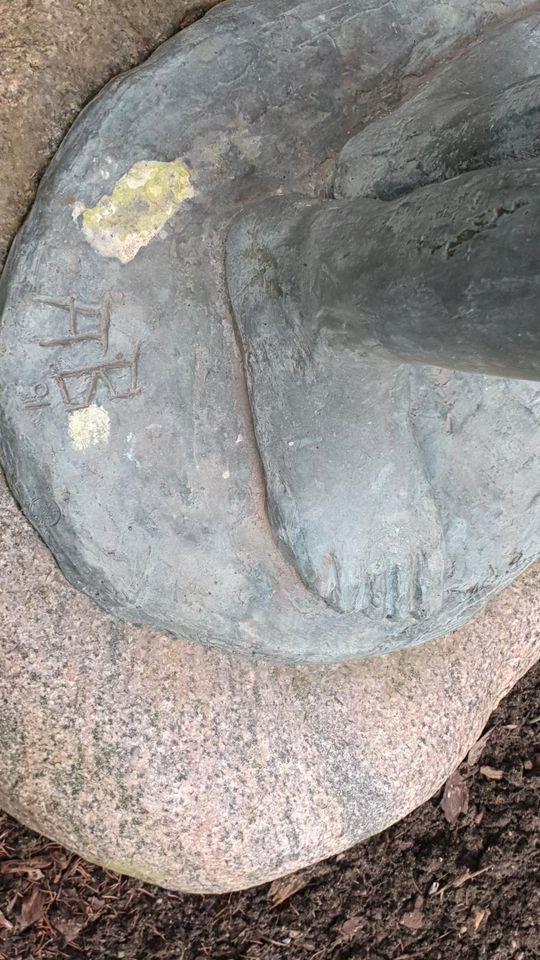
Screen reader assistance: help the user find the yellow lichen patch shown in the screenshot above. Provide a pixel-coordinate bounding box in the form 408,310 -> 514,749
78,159 -> 194,263
69,404 -> 110,450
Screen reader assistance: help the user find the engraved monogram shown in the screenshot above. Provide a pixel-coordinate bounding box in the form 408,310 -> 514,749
25,291 -> 141,413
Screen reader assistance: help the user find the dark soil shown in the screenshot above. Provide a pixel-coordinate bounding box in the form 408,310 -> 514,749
1,664 -> 539,960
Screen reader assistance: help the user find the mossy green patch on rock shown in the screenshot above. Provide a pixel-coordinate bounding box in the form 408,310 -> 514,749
78,159 -> 194,263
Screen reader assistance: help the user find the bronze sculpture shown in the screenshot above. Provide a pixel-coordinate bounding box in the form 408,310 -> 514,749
1,0 -> 539,892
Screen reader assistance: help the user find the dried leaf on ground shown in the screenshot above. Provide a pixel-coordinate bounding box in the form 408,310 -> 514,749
441,770 -> 469,823
54,914 -> 85,943
17,886 -> 46,932
267,869 -> 313,906
480,766 -> 504,780
0,910 -> 13,931
341,916 -> 362,940
268,862 -> 333,907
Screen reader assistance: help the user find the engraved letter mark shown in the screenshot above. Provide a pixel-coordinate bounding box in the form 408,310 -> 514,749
54,350 -> 140,411
36,295 -> 110,354
27,291 -> 141,413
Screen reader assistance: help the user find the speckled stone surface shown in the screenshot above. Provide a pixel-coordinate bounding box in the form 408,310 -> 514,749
1,465 -> 539,892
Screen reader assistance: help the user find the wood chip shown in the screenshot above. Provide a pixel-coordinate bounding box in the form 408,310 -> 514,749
341,916 -> 362,940
467,730 -> 493,766
480,765 -> 504,780
401,896 -> 424,931
441,769 -> 469,823
452,866 -> 491,888
0,857 -> 49,878
430,865 -> 492,897
472,906 -> 489,932
0,909 -> 13,931
267,869 -> 313,906
17,887 -> 46,932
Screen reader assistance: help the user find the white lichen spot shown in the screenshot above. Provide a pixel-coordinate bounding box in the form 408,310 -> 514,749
222,469 -> 230,480
69,404 -> 110,451
72,201 -> 85,222
125,431 -> 141,469
75,159 -> 194,263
